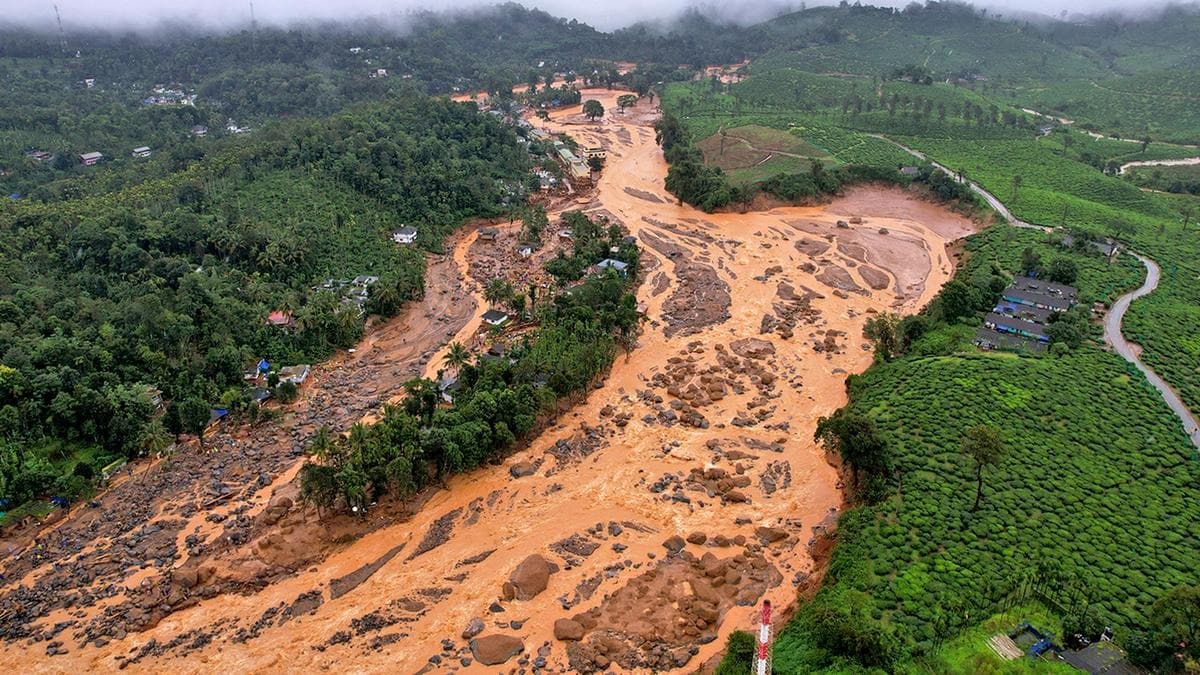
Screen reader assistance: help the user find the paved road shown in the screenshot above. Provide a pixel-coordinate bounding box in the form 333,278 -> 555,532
868,134 -> 1044,230
874,134 -> 1200,448
1104,253 -> 1200,449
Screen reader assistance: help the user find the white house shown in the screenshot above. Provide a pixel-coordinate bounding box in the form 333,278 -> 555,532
132,146 -> 152,158
482,310 -> 510,327
278,364 -> 311,386
590,258 -> 629,276
79,152 -> 103,166
392,226 -> 418,244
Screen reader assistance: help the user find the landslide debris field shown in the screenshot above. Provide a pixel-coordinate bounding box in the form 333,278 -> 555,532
0,91 -> 977,673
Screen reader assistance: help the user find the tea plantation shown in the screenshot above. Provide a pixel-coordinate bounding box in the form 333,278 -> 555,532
773,347 -> 1200,672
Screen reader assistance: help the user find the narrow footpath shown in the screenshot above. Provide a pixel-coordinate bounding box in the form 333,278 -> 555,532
875,134 -> 1200,450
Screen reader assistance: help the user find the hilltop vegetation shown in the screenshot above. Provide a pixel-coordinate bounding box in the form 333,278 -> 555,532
0,95 -> 528,508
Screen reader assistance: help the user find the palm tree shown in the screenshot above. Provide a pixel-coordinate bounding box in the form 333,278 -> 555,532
309,425 -> 335,463
484,277 -> 512,308
443,342 -> 470,374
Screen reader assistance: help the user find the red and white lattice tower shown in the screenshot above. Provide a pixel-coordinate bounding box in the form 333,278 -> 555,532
753,600 -> 773,675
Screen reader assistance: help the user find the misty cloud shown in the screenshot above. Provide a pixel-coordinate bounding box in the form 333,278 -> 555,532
3,0 -> 1177,33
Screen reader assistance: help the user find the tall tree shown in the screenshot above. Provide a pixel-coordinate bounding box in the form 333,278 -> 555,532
961,425 -> 1005,511
177,396 -> 212,449
815,409 -> 891,499
863,313 -> 902,361
582,99 -> 605,122
485,277 -> 513,307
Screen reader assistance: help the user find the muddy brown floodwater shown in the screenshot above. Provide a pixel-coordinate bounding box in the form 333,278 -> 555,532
0,90 -> 978,673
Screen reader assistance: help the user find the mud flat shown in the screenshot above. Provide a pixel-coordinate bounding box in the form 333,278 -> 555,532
0,91 -> 978,673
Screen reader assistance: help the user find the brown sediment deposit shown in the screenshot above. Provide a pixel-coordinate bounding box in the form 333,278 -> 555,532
0,89 -> 977,673
623,186 -> 664,203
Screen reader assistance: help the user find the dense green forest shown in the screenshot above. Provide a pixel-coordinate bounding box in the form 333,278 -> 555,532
0,4 -> 758,199
0,94 -> 529,511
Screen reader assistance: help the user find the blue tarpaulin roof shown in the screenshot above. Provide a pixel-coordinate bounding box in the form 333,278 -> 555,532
257,358 -> 270,373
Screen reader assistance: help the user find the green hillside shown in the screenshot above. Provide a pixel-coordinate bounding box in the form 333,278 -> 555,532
656,4 -> 1200,672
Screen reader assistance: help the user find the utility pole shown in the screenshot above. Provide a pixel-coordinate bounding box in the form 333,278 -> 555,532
754,600 -> 773,675
54,4 -> 67,53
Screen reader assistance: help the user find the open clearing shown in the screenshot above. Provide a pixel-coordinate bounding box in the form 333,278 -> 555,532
697,124 -> 835,185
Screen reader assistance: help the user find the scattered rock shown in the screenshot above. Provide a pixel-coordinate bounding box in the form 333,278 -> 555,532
509,462 -> 537,479
462,617 -> 485,640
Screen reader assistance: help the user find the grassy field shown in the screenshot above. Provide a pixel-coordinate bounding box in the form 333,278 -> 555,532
1123,162 -> 1200,195
696,124 -> 835,185
998,72 -> 1200,145
899,603 -> 1080,674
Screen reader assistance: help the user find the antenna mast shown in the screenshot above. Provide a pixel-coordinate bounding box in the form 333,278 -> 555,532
754,600 -> 774,675
249,0 -> 258,32
54,4 -> 67,53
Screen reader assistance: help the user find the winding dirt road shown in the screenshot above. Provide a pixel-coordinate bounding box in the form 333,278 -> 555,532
1,94 -> 979,673
1117,156 -> 1200,175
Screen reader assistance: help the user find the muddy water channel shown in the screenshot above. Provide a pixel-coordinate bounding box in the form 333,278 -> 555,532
0,91 -> 977,673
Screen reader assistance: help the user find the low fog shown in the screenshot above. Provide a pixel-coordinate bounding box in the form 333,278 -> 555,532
3,0 -> 1179,33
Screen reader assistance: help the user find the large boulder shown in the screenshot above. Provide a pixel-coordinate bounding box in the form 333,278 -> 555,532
509,462 -> 537,479
471,634 -> 524,665
553,618 -> 584,641
755,526 -> 788,544
505,554 -> 553,601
